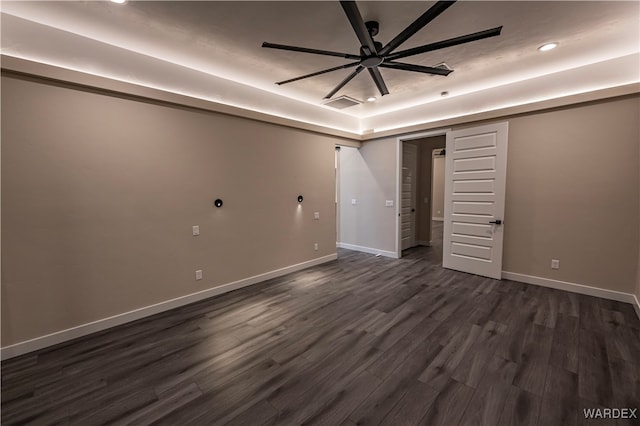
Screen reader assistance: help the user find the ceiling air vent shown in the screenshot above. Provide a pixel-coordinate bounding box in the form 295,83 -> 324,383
323,95 -> 362,110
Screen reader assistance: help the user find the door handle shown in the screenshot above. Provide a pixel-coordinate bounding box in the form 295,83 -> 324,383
489,219 -> 502,225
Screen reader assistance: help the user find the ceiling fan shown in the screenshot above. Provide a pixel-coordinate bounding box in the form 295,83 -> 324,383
262,0 -> 502,100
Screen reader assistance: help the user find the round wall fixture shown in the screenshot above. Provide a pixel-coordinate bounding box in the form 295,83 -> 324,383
297,195 -> 304,203
214,199 -> 223,208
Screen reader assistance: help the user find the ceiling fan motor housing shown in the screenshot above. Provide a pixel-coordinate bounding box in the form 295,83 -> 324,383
365,20 -> 379,37
360,41 -> 384,67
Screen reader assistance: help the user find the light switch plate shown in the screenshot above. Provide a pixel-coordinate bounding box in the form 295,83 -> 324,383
195,270 -> 203,280
351,199 -> 357,205
192,225 -> 200,236
314,212 -> 320,220
385,200 -> 394,207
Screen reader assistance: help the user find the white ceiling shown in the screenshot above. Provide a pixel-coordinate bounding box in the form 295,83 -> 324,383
2,1 -> 639,135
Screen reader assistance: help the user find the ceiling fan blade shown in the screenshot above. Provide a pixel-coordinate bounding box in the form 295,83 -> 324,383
368,67 -> 389,96
276,62 -> 360,85
379,1 -> 456,56
262,42 -> 360,60
380,61 -> 453,76
324,65 -> 364,99
340,1 -> 378,56
386,26 -> 503,61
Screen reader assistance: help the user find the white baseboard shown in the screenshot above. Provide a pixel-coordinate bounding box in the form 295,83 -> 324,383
502,271 -> 638,306
337,242 -> 399,259
432,217 -> 444,222
633,294 -> 640,320
1,254 -> 337,360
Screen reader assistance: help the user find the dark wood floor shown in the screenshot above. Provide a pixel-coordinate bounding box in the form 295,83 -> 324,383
2,223 -> 639,425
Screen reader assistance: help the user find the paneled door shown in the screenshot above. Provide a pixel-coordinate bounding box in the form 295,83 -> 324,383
401,143 -> 418,250
443,122 -> 508,279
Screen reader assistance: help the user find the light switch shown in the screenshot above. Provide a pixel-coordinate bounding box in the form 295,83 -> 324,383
314,212 -> 320,220
385,200 -> 394,207
195,270 -> 203,280
192,225 -> 200,236
351,199 -> 357,205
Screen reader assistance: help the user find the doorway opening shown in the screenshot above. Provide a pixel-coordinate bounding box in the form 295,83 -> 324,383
429,148 -> 446,259
396,129 -> 448,259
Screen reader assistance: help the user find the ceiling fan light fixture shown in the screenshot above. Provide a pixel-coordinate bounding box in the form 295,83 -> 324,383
366,96 -> 377,102
538,42 -> 558,52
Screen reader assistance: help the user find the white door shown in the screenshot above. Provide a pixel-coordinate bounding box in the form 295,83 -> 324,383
401,143 -> 418,250
443,122 -> 508,279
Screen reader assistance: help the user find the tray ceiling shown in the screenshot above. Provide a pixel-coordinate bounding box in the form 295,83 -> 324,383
2,1 -> 638,135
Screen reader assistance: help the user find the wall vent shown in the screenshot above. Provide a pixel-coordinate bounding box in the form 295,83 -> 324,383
323,95 -> 362,109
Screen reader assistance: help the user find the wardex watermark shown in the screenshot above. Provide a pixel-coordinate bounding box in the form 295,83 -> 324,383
583,408 -> 637,419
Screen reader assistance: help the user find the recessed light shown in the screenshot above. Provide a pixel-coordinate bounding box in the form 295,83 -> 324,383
538,42 -> 558,52
110,0 -> 127,4
366,96 -> 377,102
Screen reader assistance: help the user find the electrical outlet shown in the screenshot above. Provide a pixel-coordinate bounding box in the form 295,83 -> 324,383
314,243 -> 318,251
351,199 -> 357,205
551,259 -> 559,270
192,225 -> 200,236
195,270 -> 203,280
385,200 -> 394,207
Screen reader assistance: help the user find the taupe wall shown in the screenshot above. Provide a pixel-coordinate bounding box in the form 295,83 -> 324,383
339,95 -> 640,295
338,143 -> 397,253
1,74 -> 338,346
502,95 -> 639,293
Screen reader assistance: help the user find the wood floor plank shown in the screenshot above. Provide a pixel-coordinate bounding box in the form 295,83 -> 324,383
580,296 -> 606,332
498,386 -> 541,426
548,313 -> 580,373
607,357 -> 640,409
418,378 -> 474,426
351,339 -> 443,425
418,323 -> 483,392
296,369 -> 381,426
512,323 -> 554,396
605,323 -> 640,364
538,364 -> 578,426
458,355 -> 518,426
223,400 -> 279,426
578,329 -> 614,407
111,382 -> 202,426
365,316 -> 441,381
378,380 -> 440,426
451,321 -> 508,388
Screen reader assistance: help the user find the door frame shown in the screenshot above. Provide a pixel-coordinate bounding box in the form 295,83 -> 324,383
395,128 -> 451,258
